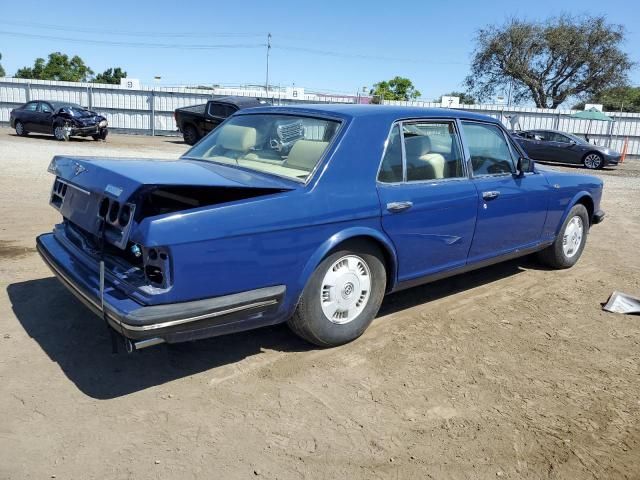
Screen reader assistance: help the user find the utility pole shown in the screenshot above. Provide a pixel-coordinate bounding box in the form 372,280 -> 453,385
265,33 -> 272,96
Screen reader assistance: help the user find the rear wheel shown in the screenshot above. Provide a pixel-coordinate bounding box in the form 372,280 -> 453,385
182,124 -> 199,145
537,204 -> 589,269
288,241 -> 386,347
583,152 -> 603,170
15,121 -> 28,136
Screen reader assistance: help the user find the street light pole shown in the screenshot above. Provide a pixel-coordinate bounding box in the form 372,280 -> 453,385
265,33 -> 272,96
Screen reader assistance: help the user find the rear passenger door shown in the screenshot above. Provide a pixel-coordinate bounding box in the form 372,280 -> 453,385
33,102 -> 53,133
21,101 -> 40,131
377,120 -> 478,283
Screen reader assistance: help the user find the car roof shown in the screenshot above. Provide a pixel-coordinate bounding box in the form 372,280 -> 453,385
32,100 -> 84,109
238,103 -> 501,123
211,96 -> 268,108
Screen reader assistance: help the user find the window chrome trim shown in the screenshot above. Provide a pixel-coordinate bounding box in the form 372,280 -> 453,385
376,118 -> 468,185
459,119 -> 520,179
375,121 -> 403,184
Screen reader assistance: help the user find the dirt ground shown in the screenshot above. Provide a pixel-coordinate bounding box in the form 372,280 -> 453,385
0,128 -> 639,480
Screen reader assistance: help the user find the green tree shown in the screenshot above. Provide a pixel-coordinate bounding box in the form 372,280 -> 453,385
370,76 -> 421,103
15,52 -> 93,82
575,86 -> 640,113
93,67 -> 127,85
466,15 -> 632,108
435,91 -> 476,104
0,53 -> 5,77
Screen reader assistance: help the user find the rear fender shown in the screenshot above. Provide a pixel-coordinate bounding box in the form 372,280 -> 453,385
295,227 -> 398,303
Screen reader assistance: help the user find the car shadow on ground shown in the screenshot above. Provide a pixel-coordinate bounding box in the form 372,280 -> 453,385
8,133 -> 96,142
7,257 -> 537,399
535,160 -> 618,171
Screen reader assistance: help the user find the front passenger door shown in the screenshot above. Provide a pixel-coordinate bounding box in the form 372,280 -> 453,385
461,121 -> 549,262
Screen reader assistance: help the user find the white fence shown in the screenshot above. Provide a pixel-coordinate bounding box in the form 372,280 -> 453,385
0,78 -> 352,136
1,77 -> 639,156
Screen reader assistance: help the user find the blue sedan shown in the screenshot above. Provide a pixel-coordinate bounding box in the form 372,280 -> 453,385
37,105 -> 605,350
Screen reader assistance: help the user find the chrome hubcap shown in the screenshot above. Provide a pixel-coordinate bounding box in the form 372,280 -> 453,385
584,154 -> 601,169
55,126 -> 65,139
320,255 -> 371,324
15,122 -> 23,134
563,216 -> 584,258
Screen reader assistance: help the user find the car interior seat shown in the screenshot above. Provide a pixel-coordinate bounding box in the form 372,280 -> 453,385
284,140 -> 329,172
404,136 -> 446,180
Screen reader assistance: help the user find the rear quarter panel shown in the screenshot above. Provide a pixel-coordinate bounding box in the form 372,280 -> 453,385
129,114 -> 396,314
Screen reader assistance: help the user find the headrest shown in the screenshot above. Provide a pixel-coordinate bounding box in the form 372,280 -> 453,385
286,140 -> 329,171
218,125 -> 257,151
404,136 -> 432,158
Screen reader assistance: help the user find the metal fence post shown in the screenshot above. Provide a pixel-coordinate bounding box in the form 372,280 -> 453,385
150,90 -> 155,136
87,86 -> 93,110
25,83 -> 31,102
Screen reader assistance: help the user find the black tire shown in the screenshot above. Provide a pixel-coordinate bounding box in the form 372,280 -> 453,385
583,152 -> 604,170
53,123 -> 69,141
182,124 -> 199,145
537,204 -> 589,269
92,129 -> 108,141
15,121 -> 28,136
288,240 -> 387,347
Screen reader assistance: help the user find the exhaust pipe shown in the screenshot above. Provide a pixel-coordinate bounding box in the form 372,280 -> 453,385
124,337 -> 165,353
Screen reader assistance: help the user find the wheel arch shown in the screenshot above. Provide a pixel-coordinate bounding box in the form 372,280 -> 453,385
582,150 -> 603,163
296,227 -> 398,301
557,191 -> 594,233
182,121 -> 200,135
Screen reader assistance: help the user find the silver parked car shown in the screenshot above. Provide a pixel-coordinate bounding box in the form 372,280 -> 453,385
513,129 -> 620,169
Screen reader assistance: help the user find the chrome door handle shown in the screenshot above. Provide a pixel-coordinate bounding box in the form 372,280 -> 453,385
482,191 -> 500,201
386,201 -> 413,213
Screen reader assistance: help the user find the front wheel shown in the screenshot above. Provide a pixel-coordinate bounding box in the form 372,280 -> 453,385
53,124 -> 70,141
583,152 -> 603,170
537,204 -> 589,269
92,129 -> 108,141
288,241 -> 386,347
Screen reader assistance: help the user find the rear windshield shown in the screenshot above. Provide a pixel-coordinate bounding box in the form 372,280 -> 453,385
184,114 -> 340,182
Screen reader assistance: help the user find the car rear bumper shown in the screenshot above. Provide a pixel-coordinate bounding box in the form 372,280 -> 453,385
36,232 -> 285,343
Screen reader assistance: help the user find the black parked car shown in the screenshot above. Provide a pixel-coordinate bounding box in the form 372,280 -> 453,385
10,101 -> 108,141
513,129 -> 620,170
174,96 -> 267,145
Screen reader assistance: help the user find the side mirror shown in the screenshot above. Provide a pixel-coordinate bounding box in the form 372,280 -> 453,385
516,156 -> 533,177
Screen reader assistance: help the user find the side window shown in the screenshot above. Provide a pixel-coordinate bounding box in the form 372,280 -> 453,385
39,103 -> 52,114
462,122 -> 515,176
23,102 -> 38,112
550,133 -> 569,143
403,122 -> 463,181
377,124 -> 403,183
209,103 -> 234,118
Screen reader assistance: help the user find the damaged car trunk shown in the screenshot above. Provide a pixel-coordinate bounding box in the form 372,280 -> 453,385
46,155 -> 293,295
135,185 -> 284,218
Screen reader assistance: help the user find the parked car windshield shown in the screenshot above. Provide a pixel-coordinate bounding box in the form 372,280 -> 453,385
184,114 -> 340,182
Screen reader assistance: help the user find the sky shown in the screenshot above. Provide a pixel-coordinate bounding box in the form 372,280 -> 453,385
0,0 -> 638,101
